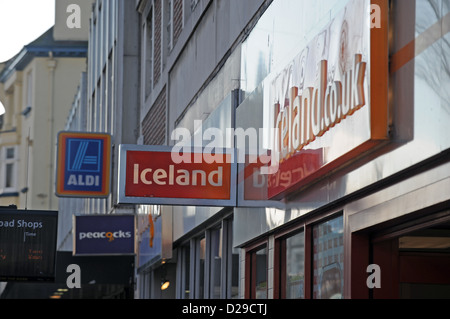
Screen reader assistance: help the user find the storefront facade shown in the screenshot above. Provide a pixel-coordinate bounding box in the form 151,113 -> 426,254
132,0 -> 450,299
233,0 -> 450,299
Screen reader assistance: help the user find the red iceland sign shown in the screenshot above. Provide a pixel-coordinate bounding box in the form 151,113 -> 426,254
118,145 -> 236,207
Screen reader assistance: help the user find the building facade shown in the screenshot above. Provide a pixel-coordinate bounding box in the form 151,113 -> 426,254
53,0 -> 140,299
234,0 -> 450,299
0,28 -> 87,211
50,0 -> 450,300
135,0 -> 270,299
133,0 -> 450,299
0,27 -> 88,299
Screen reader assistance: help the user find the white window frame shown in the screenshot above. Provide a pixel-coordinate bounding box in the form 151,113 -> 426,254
176,216 -> 236,299
167,0 -> 174,51
145,8 -> 154,96
0,146 -> 18,193
26,70 -> 33,109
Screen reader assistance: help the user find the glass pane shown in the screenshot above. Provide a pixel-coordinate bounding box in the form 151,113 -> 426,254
5,163 -> 13,188
6,148 -> 14,159
231,246 -> 240,299
286,232 -> 305,299
313,216 -> 344,299
255,246 -> 267,299
183,246 -> 190,299
198,237 -> 206,298
145,271 -> 151,299
400,283 -> 450,299
210,228 -> 222,298
225,216 -> 239,299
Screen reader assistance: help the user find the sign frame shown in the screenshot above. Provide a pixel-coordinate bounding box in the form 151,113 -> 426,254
262,0 -> 390,200
118,144 -> 237,207
56,131 -> 112,198
0,209 -> 58,282
73,214 -> 136,256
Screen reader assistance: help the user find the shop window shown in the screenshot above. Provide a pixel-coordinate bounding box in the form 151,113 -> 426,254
207,218 -> 238,299
178,244 -> 190,299
195,236 -> 206,298
224,218 -> 239,299
139,270 -> 151,299
276,231 -> 305,299
246,244 -> 268,299
313,215 -> 344,299
286,232 -> 305,298
229,245 -> 240,299
209,227 -> 222,299
177,217 -> 237,299
183,246 -> 190,299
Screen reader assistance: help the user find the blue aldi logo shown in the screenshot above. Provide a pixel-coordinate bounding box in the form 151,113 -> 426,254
56,132 -> 111,198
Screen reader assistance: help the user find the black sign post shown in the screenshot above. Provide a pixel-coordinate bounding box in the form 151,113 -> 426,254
0,209 -> 58,282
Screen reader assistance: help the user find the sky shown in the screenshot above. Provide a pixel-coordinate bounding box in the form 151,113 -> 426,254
0,0 -> 55,63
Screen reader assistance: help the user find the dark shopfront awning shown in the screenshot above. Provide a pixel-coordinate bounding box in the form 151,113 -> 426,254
1,251 -> 135,299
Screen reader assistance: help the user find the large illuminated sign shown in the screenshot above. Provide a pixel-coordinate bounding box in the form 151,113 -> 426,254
0,209 -> 58,282
263,0 -> 389,199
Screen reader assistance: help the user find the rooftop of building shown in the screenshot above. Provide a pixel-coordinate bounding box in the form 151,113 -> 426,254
0,26 -> 88,83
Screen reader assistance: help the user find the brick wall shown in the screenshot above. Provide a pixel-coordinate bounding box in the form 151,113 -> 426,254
142,87 -> 166,145
173,0 -> 183,46
153,0 -> 162,85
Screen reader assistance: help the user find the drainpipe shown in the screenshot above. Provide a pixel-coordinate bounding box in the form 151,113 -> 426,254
48,51 -> 57,209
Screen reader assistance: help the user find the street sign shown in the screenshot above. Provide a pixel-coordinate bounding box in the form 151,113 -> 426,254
56,132 -> 111,198
0,209 -> 58,282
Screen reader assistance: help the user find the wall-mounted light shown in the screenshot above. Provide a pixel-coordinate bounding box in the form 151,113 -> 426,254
21,106 -> 32,117
161,279 -> 170,291
0,100 -> 5,116
160,264 -> 170,291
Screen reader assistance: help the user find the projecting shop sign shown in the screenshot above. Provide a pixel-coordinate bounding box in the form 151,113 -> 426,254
0,209 -> 58,282
118,145 -> 236,207
73,215 -> 135,256
56,132 -> 111,198
260,0 -> 389,200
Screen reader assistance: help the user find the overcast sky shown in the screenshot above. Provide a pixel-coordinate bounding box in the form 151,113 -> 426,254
0,0 -> 55,63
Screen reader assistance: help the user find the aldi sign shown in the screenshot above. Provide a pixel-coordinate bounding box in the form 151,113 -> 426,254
56,132 -> 111,198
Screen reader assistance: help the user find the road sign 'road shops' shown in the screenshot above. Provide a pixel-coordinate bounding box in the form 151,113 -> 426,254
56,132 -> 111,198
